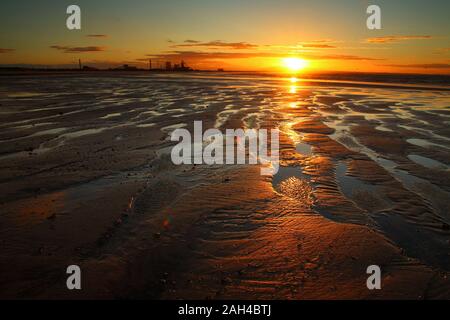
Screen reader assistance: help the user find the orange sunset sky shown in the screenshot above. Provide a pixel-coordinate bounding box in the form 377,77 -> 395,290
0,0 -> 449,74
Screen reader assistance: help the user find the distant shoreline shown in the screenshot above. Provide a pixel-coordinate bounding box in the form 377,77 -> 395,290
1,68 -> 448,90
0,67 -> 449,77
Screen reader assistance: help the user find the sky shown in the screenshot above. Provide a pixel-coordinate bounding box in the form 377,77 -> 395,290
0,0 -> 449,74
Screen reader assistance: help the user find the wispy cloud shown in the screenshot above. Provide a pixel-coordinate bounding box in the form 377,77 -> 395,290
172,40 -> 258,50
147,51 -> 382,61
50,45 -> 106,53
301,44 -> 336,49
0,48 -> 15,53
300,39 -> 337,49
305,54 -> 383,61
86,34 -> 108,38
172,39 -> 340,51
366,35 -> 432,43
383,63 -> 450,69
147,51 -> 272,60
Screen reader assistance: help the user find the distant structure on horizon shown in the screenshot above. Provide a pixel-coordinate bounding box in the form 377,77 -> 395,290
110,64 -> 139,71
72,56 -> 198,72
82,65 -> 98,71
163,60 -> 193,72
0,58 -> 205,72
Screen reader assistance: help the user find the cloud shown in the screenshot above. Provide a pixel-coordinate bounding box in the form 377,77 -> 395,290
305,54 -> 383,61
383,63 -> 450,69
305,39 -> 335,43
173,39 -> 338,51
86,34 -> 108,38
172,40 -> 258,49
147,51 -> 277,60
0,48 -> 15,53
301,44 -> 336,49
50,45 -> 106,53
146,51 -> 382,61
299,40 -> 337,49
366,35 -> 432,43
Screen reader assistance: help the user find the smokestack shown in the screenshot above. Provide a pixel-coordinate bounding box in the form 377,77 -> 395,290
79,59 -> 82,70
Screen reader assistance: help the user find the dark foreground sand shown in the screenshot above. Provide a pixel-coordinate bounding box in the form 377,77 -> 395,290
0,72 -> 449,299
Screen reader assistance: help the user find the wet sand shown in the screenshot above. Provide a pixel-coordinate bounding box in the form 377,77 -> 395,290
0,72 -> 449,299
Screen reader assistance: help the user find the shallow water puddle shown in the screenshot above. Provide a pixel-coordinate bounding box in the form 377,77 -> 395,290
375,157 -> 450,220
408,154 -> 448,170
7,92 -> 46,98
62,127 -> 108,139
376,157 -> 440,194
272,165 -> 309,187
101,113 -> 122,119
271,165 -> 313,202
136,123 -> 156,128
160,123 -> 187,133
295,141 -> 313,156
407,138 -> 449,150
324,119 -> 352,140
335,162 -> 377,200
30,127 -> 68,137
400,125 -> 450,142
375,125 -> 393,132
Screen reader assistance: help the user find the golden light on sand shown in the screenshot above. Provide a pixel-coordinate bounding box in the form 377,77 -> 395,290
283,58 -> 308,72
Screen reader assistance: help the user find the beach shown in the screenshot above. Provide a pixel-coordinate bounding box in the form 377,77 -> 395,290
0,71 -> 449,299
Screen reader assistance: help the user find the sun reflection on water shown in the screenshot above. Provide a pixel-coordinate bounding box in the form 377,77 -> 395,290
288,77 -> 300,94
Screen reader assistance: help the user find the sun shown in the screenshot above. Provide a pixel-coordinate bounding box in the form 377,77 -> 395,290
282,57 -> 308,72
